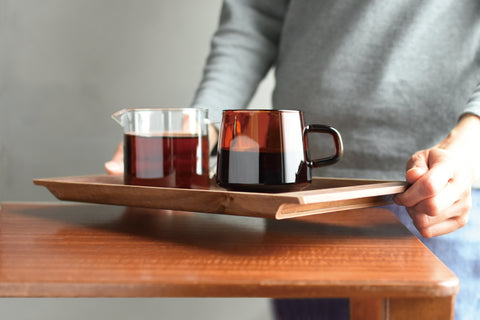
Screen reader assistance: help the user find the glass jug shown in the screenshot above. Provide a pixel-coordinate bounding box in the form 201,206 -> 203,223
112,108 -> 210,189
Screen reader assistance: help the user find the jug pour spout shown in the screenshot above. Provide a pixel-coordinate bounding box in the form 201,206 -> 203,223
112,109 -> 127,127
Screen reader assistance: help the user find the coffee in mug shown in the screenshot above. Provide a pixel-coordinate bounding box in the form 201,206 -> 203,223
216,109 -> 343,192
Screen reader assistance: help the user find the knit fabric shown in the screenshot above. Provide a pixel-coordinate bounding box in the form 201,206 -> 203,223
193,0 -> 480,180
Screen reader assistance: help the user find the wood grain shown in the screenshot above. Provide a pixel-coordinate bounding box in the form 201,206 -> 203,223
0,202 -> 456,296
0,203 -> 457,319
388,297 -> 455,320
350,297 -> 456,320
33,175 -> 407,219
350,297 -> 385,320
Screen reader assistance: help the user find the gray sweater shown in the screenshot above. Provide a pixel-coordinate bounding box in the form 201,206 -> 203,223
192,0 -> 480,180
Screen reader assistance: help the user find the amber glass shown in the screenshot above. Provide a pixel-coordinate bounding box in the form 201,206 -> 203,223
216,110 -> 343,192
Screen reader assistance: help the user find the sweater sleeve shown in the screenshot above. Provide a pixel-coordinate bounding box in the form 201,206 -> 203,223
191,0 -> 289,124
463,83 -> 480,119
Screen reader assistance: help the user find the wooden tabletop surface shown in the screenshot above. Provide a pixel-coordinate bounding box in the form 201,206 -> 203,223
0,202 -> 458,300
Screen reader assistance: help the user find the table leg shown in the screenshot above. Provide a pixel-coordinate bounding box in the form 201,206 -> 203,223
350,296 -> 455,320
387,296 -> 455,320
350,298 -> 385,320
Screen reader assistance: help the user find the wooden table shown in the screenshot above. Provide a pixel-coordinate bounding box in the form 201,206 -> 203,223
0,202 -> 458,319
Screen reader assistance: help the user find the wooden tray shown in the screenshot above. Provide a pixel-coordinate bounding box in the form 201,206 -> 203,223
33,175 -> 407,220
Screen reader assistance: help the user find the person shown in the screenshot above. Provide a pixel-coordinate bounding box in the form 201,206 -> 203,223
106,1 -> 480,318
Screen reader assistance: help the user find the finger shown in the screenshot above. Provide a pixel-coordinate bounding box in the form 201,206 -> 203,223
105,142 -> 124,175
405,153 -> 429,184
411,212 -> 470,238
406,192 -> 471,237
406,179 -> 465,218
393,153 -> 428,205
111,142 -> 124,162
405,166 -> 427,184
208,123 -> 219,154
395,162 -> 454,207
105,160 -> 124,175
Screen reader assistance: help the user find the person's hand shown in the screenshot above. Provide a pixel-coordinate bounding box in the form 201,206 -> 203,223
393,147 -> 472,238
104,142 -> 123,175
394,114 -> 480,238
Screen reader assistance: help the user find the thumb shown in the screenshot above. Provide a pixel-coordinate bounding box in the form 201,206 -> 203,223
405,153 -> 429,184
406,166 -> 428,184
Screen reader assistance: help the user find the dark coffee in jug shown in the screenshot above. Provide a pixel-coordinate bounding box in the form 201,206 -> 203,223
124,133 -> 210,189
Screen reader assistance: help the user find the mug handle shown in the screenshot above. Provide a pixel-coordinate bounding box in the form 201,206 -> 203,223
304,124 -> 344,167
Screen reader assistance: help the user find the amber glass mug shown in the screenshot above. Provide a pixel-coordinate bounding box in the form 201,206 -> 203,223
216,109 -> 343,192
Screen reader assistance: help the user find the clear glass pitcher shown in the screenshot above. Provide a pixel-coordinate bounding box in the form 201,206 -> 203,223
112,108 -> 210,189
112,107 -> 209,136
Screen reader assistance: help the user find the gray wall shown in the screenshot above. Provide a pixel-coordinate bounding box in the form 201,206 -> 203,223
0,0 -> 274,202
1,0 -> 274,319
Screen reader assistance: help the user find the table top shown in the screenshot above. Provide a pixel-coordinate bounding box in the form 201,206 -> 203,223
0,202 -> 458,298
